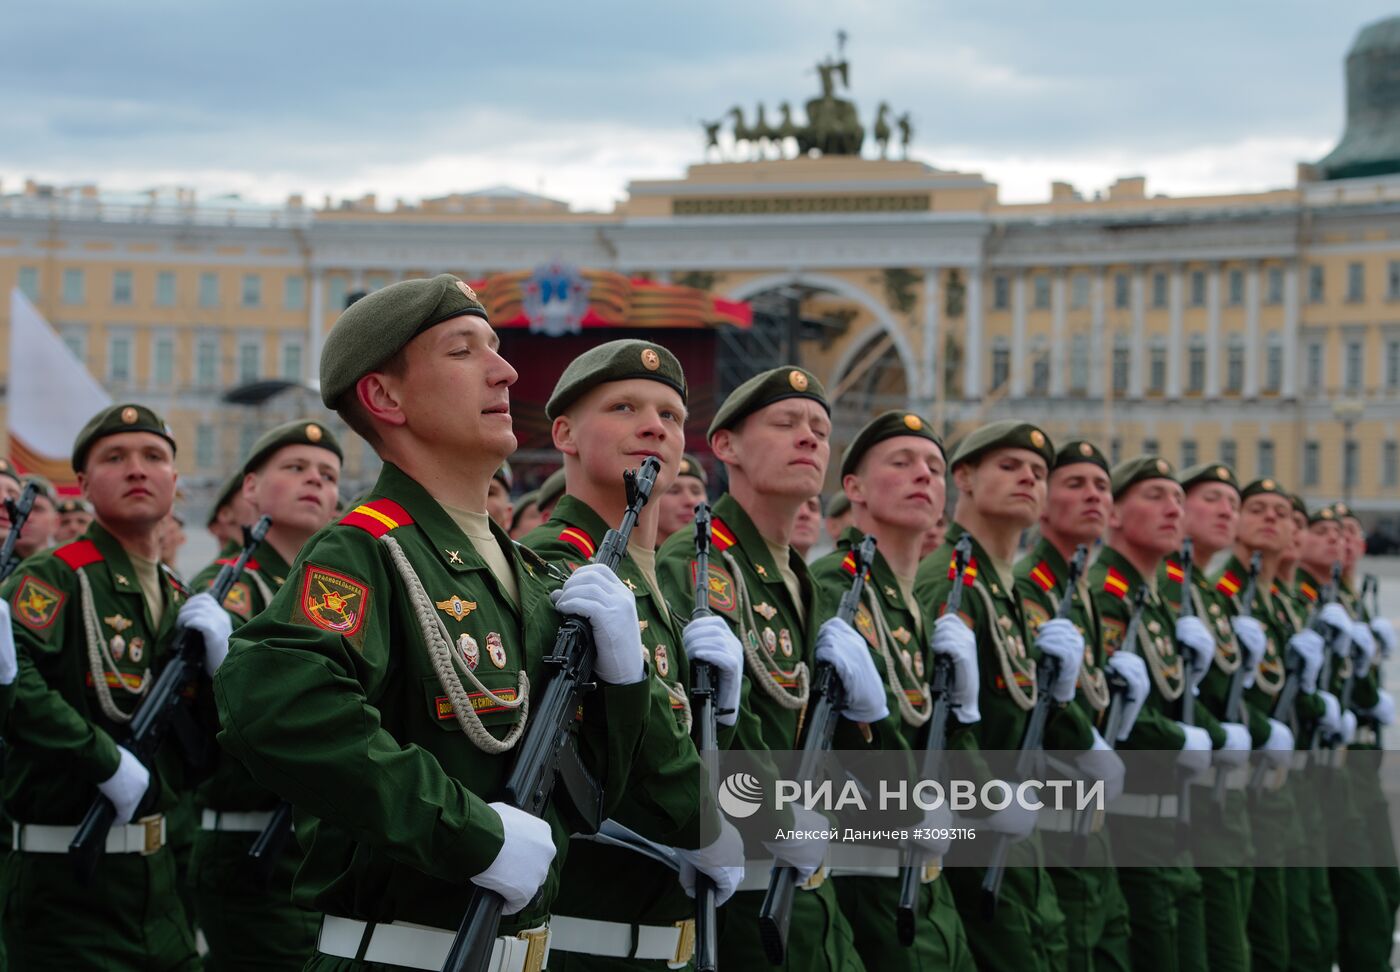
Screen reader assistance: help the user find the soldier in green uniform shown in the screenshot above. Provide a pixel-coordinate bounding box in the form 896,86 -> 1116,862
822,492 -> 852,546
1155,464 -> 1263,972
656,366 -> 887,972
15,474 -> 58,558
487,462 -> 514,531
55,497 -> 95,544
509,490 -> 543,540
808,410 -> 975,972
0,403 -> 235,970
206,471 -> 256,549
654,453 -> 709,548
1089,456 -> 1228,972
913,420 -> 1086,972
521,340 -> 744,969
190,419 -> 344,970
537,468 -> 567,522
1015,439 -> 1147,972
211,275 -> 656,972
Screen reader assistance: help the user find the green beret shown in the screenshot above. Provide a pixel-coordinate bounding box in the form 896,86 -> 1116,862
509,490 -> 539,531
1052,439 -> 1109,474
839,410 -> 943,479
0,458 -> 21,487
1331,501 -> 1361,523
1240,478 -> 1289,504
950,420 -> 1053,470
545,339 -> 686,421
708,366 -> 828,439
1110,455 -> 1176,499
678,454 -> 708,485
1309,504 -> 1339,526
72,403 -> 176,473
536,468 -> 567,513
206,471 -> 245,526
826,492 -> 851,519
57,497 -> 91,516
242,420 -> 343,476
1291,494 -> 1309,519
1179,462 -> 1240,495
21,475 -> 55,503
319,273 -> 488,407
494,461 -> 513,490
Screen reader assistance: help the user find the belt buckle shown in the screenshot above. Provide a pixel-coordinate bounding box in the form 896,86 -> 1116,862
670,918 -> 696,968
801,864 -> 827,891
921,858 -> 942,884
140,815 -> 162,856
516,927 -> 549,972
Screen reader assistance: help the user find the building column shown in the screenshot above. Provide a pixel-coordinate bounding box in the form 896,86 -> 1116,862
1011,272 -> 1028,397
1051,270 -> 1068,395
963,269 -> 984,399
1167,264 -> 1184,397
1283,262 -> 1300,398
307,270 -> 325,387
1206,267 -> 1222,398
1129,268 -> 1146,398
1090,269 -> 1107,398
1244,261 -> 1261,398
921,268 -> 941,413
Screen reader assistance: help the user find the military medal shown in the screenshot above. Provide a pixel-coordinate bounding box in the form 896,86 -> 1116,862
128,638 -> 144,663
754,602 -> 777,621
103,613 -> 133,633
763,628 -> 778,655
435,596 -> 477,622
458,633 -> 480,670
486,632 -> 507,669
110,635 -> 126,662
778,628 -> 794,657
901,648 -> 913,670
655,645 -> 670,677
884,586 -> 898,600
913,650 -> 925,678
891,626 -> 912,645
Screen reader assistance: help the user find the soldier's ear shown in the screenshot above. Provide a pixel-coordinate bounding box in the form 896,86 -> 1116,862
355,373 -> 407,430
710,429 -> 739,467
951,462 -> 974,496
552,415 -> 578,456
842,473 -> 863,506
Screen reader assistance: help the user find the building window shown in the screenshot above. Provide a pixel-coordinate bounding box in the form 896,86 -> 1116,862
152,335 -> 174,387
195,336 -> 218,387
1384,441 -> 1398,488
1149,343 -> 1167,393
62,268 -> 84,304
241,274 -> 262,308
1308,265 -> 1325,303
1070,334 -> 1090,392
1188,337 -> 1206,393
237,340 -> 260,383
195,425 -> 216,470
284,275 -> 305,311
1220,439 -> 1237,470
1071,273 -> 1089,309
108,334 -> 131,384
1181,439 -> 1198,468
199,272 -> 219,308
1267,267 -> 1284,304
1033,274 -> 1050,310
1258,440 -> 1275,478
1347,261 -> 1365,302
1345,338 -> 1363,393
992,275 -> 1010,310
1344,440 -> 1359,491
111,270 -> 133,306
1143,437 -> 1160,457
1228,269 -> 1244,305
155,271 -> 176,307
1110,438 -> 1122,464
60,324 -> 87,363
240,425 -> 260,461
1265,336 -> 1284,392
1225,340 -> 1245,392
1306,341 -> 1324,393
328,276 -> 348,311
1151,272 -> 1167,308
1387,339 -> 1400,390
280,339 -> 303,381
1114,273 -> 1130,310
366,274 -> 388,292
1190,270 -> 1206,307
1303,441 -> 1320,487
1112,341 -> 1130,393
17,266 -> 38,300
991,342 -> 1010,390
1031,345 -> 1050,393
1389,261 -> 1400,300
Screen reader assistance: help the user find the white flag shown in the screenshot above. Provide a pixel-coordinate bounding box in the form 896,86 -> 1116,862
8,287 -> 111,489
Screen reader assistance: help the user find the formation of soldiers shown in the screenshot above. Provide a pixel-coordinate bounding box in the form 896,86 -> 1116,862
0,271 -> 1394,971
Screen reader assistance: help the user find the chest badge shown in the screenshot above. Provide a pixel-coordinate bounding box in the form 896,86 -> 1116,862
884,586 -> 898,601
779,628 -> 795,658
110,635 -> 127,662
486,631 -> 508,669
446,550 -> 464,566
639,619 -> 649,633
128,637 -> 145,663
755,564 -> 768,578
891,626 -> 912,645
754,602 -> 778,621
103,613 -> 133,633
457,633 -> 480,670
623,578 -> 638,592
913,650 -> 926,678
654,644 -> 671,677
114,574 -> 130,587
763,628 -> 778,655
435,596 -> 477,622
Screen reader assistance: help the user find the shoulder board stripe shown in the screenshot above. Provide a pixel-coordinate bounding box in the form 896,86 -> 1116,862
840,552 -> 857,576
558,526 -> 597,560
1299,581 -> 1318,602
946,556 -> 978,586
1216,571 -> 1241,597
711,518 -> 737,552
54,540 -> 102,571
1029,561 -> 1055,593
1165,561 -> 1185,583
1103,568 -> 1129,599
215,557 -> 260,571
339,499 -> 414,538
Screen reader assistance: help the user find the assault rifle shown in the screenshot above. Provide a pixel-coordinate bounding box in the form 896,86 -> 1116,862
757,534 -> 876,966
0,483 -> 39,583
690,502 -> 720,972
1175,538 -> 1197,847
70,515 -> 272,882
980,544 -> 1088,918
443,457 -> 660,972
1215,552 -> 1261,807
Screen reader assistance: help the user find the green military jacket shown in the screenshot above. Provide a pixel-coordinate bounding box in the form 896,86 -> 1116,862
1330,575 -> 1381,713
523,495 -> 712,927
1,521 -> 194,823
192,537 -> 291,812
213,463 -> 653,933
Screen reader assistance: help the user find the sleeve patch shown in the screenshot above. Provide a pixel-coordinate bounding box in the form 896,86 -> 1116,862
221,581 -> 253,620
12,575 -> 65,631
293,563 -> 370,646
1102,616 -> 1127,655
691,561 -> 737,614
1022,597 -> 1051,636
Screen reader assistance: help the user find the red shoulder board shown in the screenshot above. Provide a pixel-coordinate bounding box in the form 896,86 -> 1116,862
946,556 -> 978,586
1103,567 -> 1129,599
1165,560 -> 1185,584
54,540 -> 103,571
1028,561 -> 1055,593
1216,570 -> 1242,597
557,526 -> 596,560
215,557 -> 261,571
1299,581 -> 1318,603
339,499 -> 414,539
710,517 -> 737,552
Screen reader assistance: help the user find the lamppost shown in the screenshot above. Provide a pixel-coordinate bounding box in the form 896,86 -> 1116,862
1333,399 -> 1364,506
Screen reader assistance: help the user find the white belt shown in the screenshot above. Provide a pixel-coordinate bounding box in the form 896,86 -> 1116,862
317,915 -> 550,972
548,915 -> 695,968
1107,793 -> 1178,819
735,862 -> 829,894
200,809 -> 275,832
826,845 -> 941,882
13,815 -> 165,855
1191,766 -> 1249,790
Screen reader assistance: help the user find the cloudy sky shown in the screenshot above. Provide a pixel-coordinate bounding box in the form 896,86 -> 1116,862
4,2 -> 1395,211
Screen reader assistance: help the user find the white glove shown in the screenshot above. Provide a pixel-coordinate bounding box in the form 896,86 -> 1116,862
676,819 -> 745,906
1288,629 -> 1325,693
1105,652 -> 1149,741
550,564 -> 644,685
978,792 -> 1038,842
815,618 -> 889,724
1263,718 -> 1295,768
98,746 -> 151,827
0,599 -> 16,685
931,613 -> 980,723
472,803 -> 557,915
1319,602 -> 1353,641
1341,711 -> 1358,745
177,592 -> 234,677
911,804 -> 955,862
1214,722 -> 1251,768
683,616 -> 743,727
1317,691 -> 1344,742
1034,618 -> 1083,704
1076,729 -> 1126,803
1367,689 -> 1396,727
1349,621 -> 1376,678
763,806 -> 830,883
1174,617 -> 1214,689
1230,616 -> 1267,686
1370,618 -> 1397,659
1176,723 -> 1212,777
